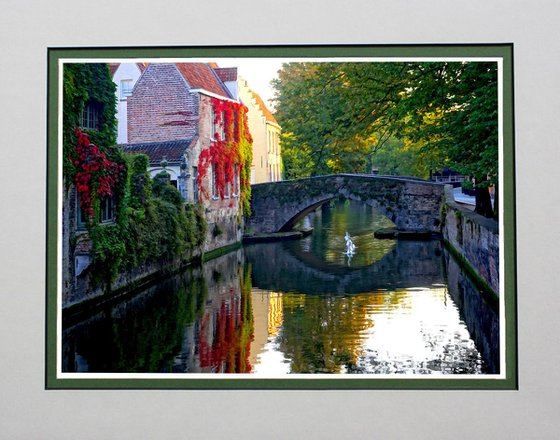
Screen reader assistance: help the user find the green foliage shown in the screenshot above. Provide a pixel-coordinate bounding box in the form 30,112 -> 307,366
273,61 -> 499,217
273,62 -> 406,177
369,137 -> 430,178
122,173 -> 208,271
399,62 -> 498,186
63,63 -> 117,185
152,171 -> 183,207
128,154 -> 152,210
90,224 -> 126,285
81,154 -> 207,290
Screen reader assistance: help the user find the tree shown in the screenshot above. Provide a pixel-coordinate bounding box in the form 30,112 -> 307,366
398,62 -> 498,217
273,61 -> 499,218
272,62 -> 407,177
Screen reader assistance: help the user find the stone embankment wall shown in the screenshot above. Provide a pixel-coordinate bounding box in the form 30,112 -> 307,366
64,255 -> 193,311
442,186 -> 499,295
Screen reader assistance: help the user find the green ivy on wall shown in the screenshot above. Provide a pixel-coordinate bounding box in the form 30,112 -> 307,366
64,63 -> 208,289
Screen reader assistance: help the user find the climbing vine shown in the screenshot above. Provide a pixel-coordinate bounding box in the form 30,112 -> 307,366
197,98 -> 253,216
63,63 -> 117,186
72,130 -> 123,218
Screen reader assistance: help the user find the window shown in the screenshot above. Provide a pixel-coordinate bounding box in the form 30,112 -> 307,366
224,177 -> 230,198
211,163 -> 218,199
233,164 -> 239,197
192,166 -> 198,202
76,195 -> 87,229
80,102 -> 99,130
211,109 -> 225,140
99,197 -> 115,223
223,164 -> 230,198
120,79 -> 133,99
233,111 -> 239,141
219,111 -> 225,140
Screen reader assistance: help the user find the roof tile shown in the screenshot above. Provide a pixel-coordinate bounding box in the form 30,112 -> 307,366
214,67 -> 238,83
175,63 -> 232,99
121,138 -> 197,164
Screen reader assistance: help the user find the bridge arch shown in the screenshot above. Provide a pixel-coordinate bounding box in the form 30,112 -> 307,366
246,174 -> 445,234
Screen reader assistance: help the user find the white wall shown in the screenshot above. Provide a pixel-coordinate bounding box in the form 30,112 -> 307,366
112,63 -> 143,144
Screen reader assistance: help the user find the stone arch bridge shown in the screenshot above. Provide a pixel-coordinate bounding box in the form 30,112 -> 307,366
246,174 -> 445,234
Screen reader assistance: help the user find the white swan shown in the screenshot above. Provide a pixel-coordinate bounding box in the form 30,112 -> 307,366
344,231 -> 356,256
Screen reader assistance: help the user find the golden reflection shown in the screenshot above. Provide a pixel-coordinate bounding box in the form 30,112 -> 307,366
268,292 -> 284,337
249,286 -> 454,374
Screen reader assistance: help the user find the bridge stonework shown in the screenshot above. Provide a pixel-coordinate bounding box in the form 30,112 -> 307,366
246,174 -> 445,234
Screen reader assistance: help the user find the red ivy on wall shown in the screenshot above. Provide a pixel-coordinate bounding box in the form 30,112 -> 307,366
72,130 -> 122,218
197,98 -> 253,214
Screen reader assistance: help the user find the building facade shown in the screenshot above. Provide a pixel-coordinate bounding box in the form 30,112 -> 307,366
124,62 -> 245,252
110,63 -> 147,144
237,78 -> 282,184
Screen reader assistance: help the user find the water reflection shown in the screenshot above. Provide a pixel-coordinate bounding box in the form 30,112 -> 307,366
62,201 -> 499,375
247,285 -> 492,375
301,201 -> 397,268
63,251 -> 254,373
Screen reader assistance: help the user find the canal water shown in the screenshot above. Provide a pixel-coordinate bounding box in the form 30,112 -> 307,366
62,200 -> 499,375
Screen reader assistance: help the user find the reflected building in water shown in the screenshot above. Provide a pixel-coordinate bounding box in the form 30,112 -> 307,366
249,290 -> 284,370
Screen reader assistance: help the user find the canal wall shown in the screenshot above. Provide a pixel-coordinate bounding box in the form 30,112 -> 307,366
64,254 -> 190,312
442,186 -> 499,296
444,249 -> 499,373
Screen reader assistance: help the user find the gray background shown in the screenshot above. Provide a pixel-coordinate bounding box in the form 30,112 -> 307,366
1,0 -> 559,438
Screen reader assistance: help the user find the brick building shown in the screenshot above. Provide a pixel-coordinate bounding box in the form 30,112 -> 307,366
123,63 -> 243,251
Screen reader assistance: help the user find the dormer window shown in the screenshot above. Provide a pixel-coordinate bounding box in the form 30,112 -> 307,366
80,102 -> 99,130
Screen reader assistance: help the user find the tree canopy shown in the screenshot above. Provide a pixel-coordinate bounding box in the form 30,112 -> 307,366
272,61 -> 498,217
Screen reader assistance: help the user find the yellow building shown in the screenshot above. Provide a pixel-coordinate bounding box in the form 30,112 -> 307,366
238,78 -> 282,183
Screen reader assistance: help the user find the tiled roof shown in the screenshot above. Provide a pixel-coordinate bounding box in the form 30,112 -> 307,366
109,63 -> 120,77
121,138 -> 197,165
250,89 -> 278,125
214,67 -> 238,82
175,63 -> 232,99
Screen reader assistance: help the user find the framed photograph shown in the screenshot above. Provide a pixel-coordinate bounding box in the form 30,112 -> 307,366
46,44 -> 516,389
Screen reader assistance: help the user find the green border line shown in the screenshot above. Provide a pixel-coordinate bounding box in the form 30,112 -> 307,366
46,44 -> 517,390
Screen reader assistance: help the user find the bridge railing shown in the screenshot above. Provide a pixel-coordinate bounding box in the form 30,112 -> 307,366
432,175 -> 467,183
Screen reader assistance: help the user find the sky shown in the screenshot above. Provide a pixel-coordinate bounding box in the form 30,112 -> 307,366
213,58 -> 285,111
